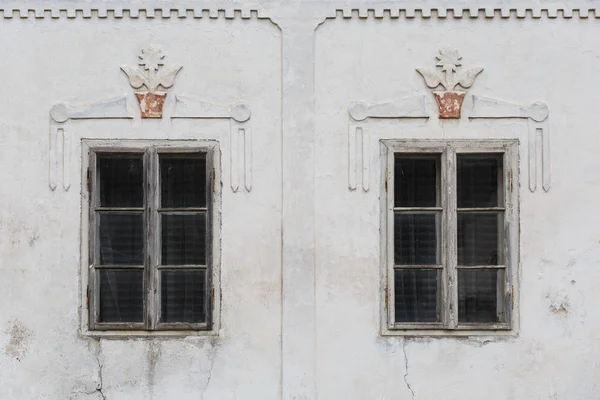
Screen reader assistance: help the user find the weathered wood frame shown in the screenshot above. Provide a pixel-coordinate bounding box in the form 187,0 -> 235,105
81,139 -> 221,337
380,139 -> 519,336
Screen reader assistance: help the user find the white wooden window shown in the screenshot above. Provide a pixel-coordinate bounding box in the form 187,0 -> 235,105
381,140 -> 519,335
83,140 -> 220,334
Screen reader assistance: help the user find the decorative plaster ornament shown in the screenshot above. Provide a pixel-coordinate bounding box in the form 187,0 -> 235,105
49,97 -> 133,191
49,46 -> 252,193
121,46 -> 182,119
470,95 -> 550,192
417,48 -> 483,119
347,95 -> 429,191
172,96 -> 253,192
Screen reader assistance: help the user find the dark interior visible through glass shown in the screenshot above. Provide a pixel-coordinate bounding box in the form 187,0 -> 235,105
393,155 -> 441,325
392,151 -> 507,328
395,156 -> 439,207
94,150 -> 210,328
458,213 -> 501,266
161,214 -> 206,265
394,213 -> 438,265
99,269 -> 144,323
161,270 -> 206,323
99,213 -> 144,265
160,155 -> 207,208
157,154 -> 208,323
458,269 -> 503,323
457,155 -> 502,208
98,155 -> 144,208
394,269 -> 439,323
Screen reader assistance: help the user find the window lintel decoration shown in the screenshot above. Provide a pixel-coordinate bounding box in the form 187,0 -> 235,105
416,48 -> 483,119
121,45 -> 182,119
347,47 -> 550,194
49,45 -> 252,193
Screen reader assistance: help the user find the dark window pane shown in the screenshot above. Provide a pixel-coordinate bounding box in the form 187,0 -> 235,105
458,269 -> 503,323
458,213 -> 502,266
162,214 -> 206,265
98,155 -> 144,207
160,155 -> 206,208
394,156 -> 439,207
99,269 -> 144,323
99,213 -> 144,265
394,213 -> 439,265
457,155 -> 502,208
395,269 -> 439,323
161,270 -> 206,323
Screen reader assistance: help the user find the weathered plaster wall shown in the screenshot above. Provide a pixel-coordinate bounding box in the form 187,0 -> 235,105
0,11 -> 282,400
0,1 -> 600,399
315,14 -> 600,400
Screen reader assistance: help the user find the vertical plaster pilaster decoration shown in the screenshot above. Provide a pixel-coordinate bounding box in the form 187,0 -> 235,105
277,11 -> 338,399
121,46 -> 182,119
171,96 -> 253,192
470,95 -> 550,192
347,96 -> 430,191
417,48 -> 483,119
49,97 -> 133,191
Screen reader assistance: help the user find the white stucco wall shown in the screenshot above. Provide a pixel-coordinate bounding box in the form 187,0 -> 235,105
315,14 -> 600,400
0,1 -> 599,399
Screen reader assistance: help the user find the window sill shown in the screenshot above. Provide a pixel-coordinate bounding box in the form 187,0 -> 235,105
80,328 -> 220,339
381,328 -> 517,337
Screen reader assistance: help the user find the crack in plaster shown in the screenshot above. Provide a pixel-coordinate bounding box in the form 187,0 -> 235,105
200,343 -> 218,400
402,339 -> 415,400
92,340 -> 106,400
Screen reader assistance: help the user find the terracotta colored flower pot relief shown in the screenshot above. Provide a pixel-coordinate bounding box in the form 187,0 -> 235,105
135,92 -> 167,119
433,91 -> 466,119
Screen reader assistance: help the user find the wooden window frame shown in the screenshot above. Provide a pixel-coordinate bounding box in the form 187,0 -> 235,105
380,139 -> 519,337
80,139 -> 221,337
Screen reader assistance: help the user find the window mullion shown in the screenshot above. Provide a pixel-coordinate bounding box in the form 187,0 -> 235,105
145,148 -> 159,330
445,146 -> 458,329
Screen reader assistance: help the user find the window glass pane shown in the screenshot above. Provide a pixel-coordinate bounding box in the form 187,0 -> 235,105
458,212 -> 502,266
98,155 -> 144,207
160,270 -> 206,323
394,156 -> 439,207
394,213 -> 439,265
99,213 -> 144,265
99,269 -> 144,323
457,155 -> 502,208
162,214 -> 206,265
394,269 -> 439,323
458,269 -> 504,323
160,155 -> 206,208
